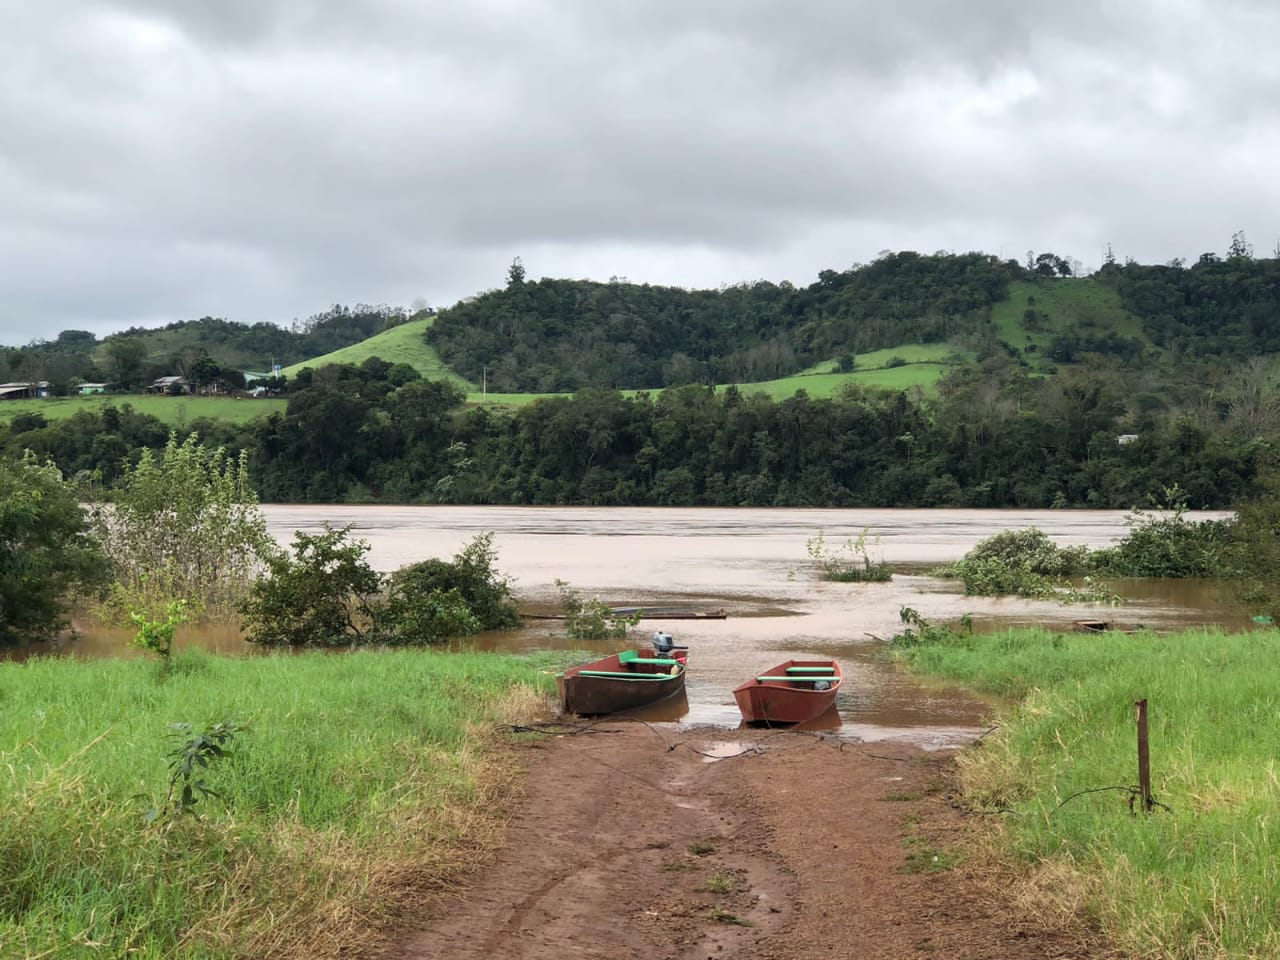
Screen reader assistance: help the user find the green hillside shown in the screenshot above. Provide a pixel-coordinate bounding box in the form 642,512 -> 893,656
282,316 -> 474,388
991,278 -> 1150,368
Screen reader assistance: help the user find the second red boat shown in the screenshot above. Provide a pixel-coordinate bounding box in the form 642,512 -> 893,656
733,658 -> 842,725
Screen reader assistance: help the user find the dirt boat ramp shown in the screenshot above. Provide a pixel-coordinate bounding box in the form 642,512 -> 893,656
381,723 -> 1116,960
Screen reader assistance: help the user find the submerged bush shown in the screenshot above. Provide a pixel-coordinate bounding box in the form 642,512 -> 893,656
938,527 -> 1119,604
890,606 -> 974,648
807,530 -> 894,582
959,527 -> 1090,577
1091,488 -> 1230,578
93,432 -> 279,623
555,579 -> 639,640
240,526 -> 518,646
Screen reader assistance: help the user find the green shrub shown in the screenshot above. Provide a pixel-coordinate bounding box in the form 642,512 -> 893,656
0,453 -> 108,642
960,527 -> 1090,577
240,527 -> 519,647
239,525 -> 382,646
93,432 -> 278,622
890,606 -> 973,648
555,579 -> 639,640
807,530 -> 894,582
1091,488 -> 1230,578
937,527 -> 1119,604
388,532 -> 519,631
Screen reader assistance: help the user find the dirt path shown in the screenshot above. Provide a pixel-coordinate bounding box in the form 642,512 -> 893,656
382,724 -> 1117,960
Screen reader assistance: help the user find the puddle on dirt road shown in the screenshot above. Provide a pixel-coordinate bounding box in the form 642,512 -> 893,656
696,741 -> 759,762
10,506 -> 1246,749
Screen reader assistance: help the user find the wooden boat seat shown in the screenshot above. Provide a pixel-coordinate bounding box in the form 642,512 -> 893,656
618,651 -> 680,667
577,670 -> 674,680
785,666 -> 835,674
757,676 -> 837,683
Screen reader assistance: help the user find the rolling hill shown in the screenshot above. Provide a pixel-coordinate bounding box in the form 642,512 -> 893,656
281,315 -> 474,388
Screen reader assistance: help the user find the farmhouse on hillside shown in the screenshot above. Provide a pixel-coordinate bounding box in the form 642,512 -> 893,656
0,381 -> 50,400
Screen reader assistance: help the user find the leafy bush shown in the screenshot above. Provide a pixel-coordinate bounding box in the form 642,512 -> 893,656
240,526 -> 518,647
239,525 -> 383,647
806,530 -> 894,582
555,579 -> 639,640
890,607 -> 973,648
937,527 -> 1119,604
159,720 -> 241,817
388,532 -> 519,631
0,453 -> 109,642
959,527 -> 1090,577
1091,487 -> 1229,577
130,600 -> 189,664
380,583 -> 481,645
1224,471 -> 1280,621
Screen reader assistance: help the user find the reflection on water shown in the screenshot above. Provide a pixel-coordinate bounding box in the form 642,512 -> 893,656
6,506 -> 1246,747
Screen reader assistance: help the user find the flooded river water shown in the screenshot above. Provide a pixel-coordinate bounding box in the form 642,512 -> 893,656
24,506 -> 1241,747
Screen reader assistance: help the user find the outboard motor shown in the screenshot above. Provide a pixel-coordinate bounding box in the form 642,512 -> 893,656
652,630 -> 689,664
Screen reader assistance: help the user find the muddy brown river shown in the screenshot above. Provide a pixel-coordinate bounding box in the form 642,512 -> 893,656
19,506 -> 1240,747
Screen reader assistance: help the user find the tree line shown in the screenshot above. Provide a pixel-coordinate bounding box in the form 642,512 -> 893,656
2,354 -> 1267,509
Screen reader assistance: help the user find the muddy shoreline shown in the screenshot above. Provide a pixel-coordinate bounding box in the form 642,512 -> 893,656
380,723 -> 1116,960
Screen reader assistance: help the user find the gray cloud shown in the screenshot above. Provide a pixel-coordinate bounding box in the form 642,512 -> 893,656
2,1 -> 1279,344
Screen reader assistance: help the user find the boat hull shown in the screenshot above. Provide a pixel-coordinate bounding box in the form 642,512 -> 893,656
733,659 -> 842,725
557,649 -> 687,716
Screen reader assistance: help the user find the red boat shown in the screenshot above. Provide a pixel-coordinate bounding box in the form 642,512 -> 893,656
557,647 -> 687,716
733,659 -> 842,725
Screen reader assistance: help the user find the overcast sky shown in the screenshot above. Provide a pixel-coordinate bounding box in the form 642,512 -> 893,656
2,0 -> 1279,346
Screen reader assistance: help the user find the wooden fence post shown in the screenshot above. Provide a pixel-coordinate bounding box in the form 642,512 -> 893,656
1135,698 -> 1153,813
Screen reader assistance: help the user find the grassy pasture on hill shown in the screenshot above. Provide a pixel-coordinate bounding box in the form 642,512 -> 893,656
469,348 -> 954,407
794,343 -> 957,376
991,278 -> 1149,361
282,316 -> 473,387
0,394 -> 287,425
720,363 -> 948,400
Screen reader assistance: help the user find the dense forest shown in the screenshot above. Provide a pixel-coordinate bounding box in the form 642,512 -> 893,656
428,252 -> 1019,391
0,351 -> 1264,509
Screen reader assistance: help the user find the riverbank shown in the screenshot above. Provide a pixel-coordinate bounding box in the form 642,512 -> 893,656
897,623 -> 1280,958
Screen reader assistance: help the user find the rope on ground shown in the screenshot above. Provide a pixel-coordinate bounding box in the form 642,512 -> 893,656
1053,784 -> 1173,815
501,719 -> 622,736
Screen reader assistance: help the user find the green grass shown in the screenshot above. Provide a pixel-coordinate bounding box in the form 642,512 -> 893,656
721,364 -> 947,400
990,278 -> 1150,365
282,317 -> 474,388
704,872 -> 735,893
795,344 -> 957,376
0,394 -> 287,425
0,648 -> 552,960
898,626 -> 1280,959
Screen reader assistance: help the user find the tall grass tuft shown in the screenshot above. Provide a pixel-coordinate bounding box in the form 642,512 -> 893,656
0,648 -> 554,959
899,626 -> 1280,958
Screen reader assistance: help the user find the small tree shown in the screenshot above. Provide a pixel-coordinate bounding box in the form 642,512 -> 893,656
130,600 -> 189,663
238,525 -> 382,647
93,432 -> 279,621
0,453 -> 109,641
